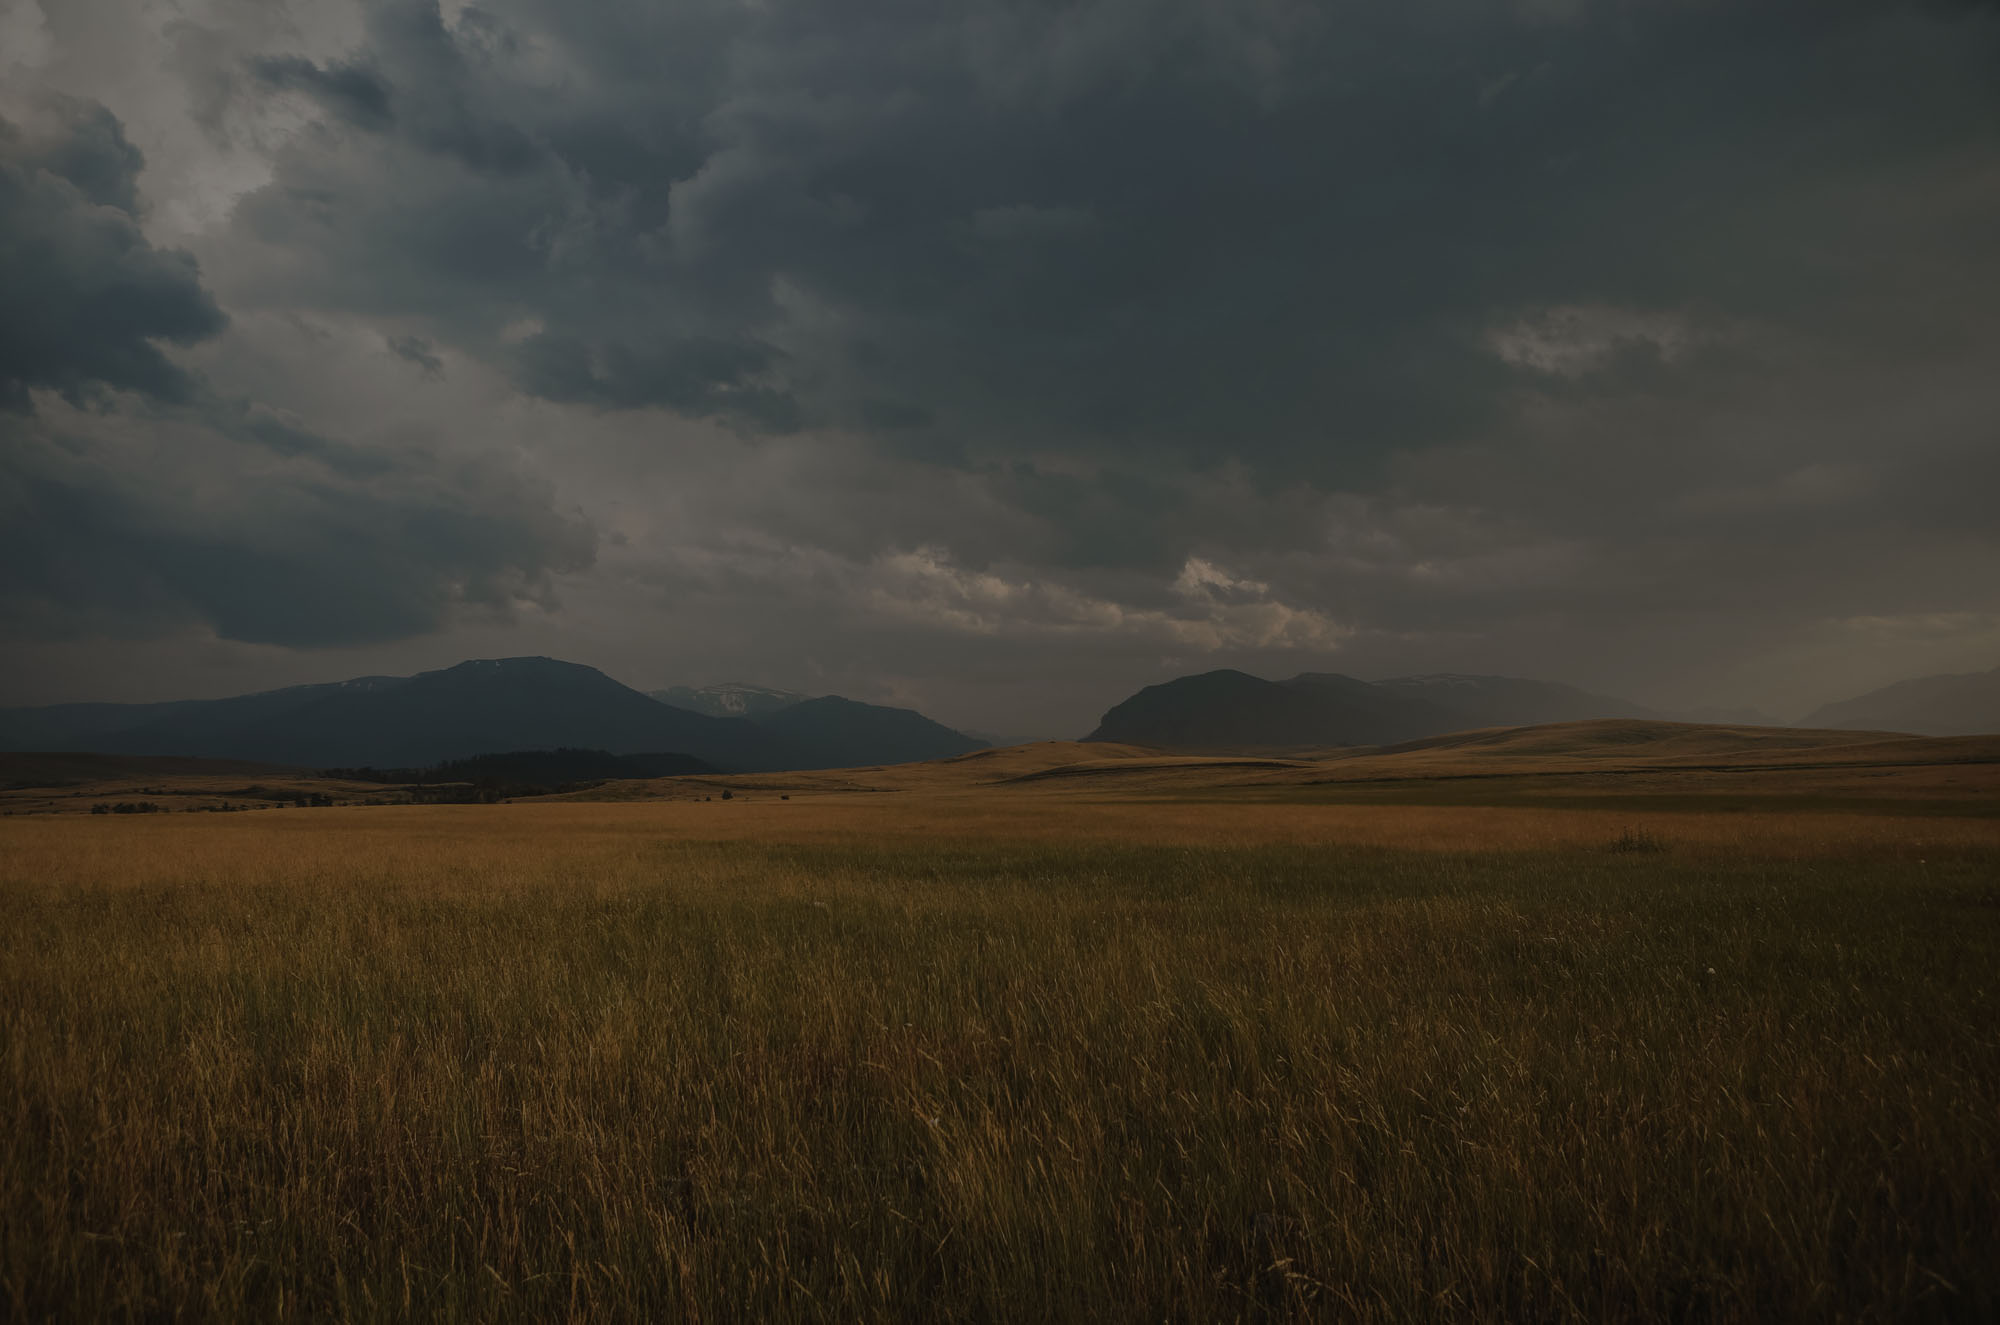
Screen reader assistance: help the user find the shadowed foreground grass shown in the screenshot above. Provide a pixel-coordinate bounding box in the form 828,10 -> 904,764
2,811 -> 1996,1321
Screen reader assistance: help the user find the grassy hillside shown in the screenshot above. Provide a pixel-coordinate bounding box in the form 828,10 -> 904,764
540,722 -> 2000,817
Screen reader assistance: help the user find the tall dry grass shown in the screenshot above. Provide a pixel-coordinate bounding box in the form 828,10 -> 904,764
2,807 -> 1996,1321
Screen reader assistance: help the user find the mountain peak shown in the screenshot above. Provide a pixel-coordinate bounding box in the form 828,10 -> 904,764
650,682 -> 808,718
430,656 -> 602,677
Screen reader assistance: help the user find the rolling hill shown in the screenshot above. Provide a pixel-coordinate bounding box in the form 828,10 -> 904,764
1084,669 -> 1660,749
526,718 -> 2000,814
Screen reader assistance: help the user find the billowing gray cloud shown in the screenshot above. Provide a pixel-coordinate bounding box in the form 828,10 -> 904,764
0,396 -> 595,646
385,332 -> 443,377
0,96 -> 225,408
1,0 -> 1997,732
210,0 -> 2000,474
249,54 -> 393,132
0,90 -> 595,650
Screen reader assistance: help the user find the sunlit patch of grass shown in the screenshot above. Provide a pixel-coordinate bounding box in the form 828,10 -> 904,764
0,808 -> 1996,1321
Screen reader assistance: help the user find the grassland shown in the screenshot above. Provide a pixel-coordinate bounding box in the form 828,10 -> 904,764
3,734 -> 1998,1321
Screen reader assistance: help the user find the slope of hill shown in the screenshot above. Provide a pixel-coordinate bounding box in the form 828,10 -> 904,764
647,685 -> 983,767
748,696 -> 987,768
1284,674 -> 1470,743
1356,718 -> 1932,768
1801,665 -> 2000,736
535,719 -> 2000,816
650,683 -> 806,718
1087,671 -> 1319,747
1085,669 -> 1653,748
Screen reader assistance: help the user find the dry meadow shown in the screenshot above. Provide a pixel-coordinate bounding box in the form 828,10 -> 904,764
3,744 -> 1997,1321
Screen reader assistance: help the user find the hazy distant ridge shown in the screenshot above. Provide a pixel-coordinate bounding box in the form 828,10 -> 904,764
0,658 -> 985,772
1801,665 -> 2000,737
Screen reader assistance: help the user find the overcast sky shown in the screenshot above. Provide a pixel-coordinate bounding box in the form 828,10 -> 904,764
3,0 -> 1998,739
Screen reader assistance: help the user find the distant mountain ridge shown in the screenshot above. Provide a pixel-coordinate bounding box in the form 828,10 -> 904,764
34,655 -> 1981,772
1801,664 -> 2000,736
1085,669 -> 1662,749
650,682 -> 807,718
753,696 -> 987,769
649,683 -> 988,765
0,658 -> 985,772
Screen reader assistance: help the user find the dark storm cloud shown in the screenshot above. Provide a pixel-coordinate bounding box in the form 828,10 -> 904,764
511,329 -> 800,427
7,0 -> 1999,723
0,394 -> 596,647
214,0 -> 2000,482
385,332 -> 444,377
249,55 -> 394,132
0,94 -> 596,649
0,97 -> 226,409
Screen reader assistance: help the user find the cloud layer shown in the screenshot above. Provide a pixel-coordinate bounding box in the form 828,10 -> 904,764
0,97 -> 224,407
212,2 -> 2000,467
0,89 -> 593,650
3,0 -> 1999,734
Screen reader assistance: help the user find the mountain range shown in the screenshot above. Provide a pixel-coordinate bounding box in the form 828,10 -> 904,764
1086,663 -> 2000,749
0,658 -> 986,772
5,657 -> 1994,773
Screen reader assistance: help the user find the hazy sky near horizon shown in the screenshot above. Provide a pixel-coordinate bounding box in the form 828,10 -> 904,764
3,0 -> 1998,739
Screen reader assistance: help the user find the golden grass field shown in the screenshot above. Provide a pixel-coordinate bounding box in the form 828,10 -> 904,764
3,725 -> 1997,1320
